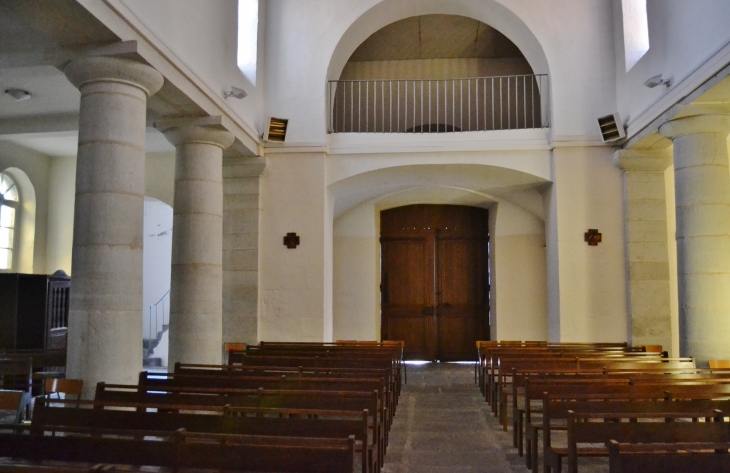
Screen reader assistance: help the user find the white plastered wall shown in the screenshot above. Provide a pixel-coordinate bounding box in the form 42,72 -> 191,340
258,152 -> 332,342
46,156 -> 76,274
118,0 -> 266,134
546,145 -> 629,342
333,203 -> 379,341
263,0 -> 619,144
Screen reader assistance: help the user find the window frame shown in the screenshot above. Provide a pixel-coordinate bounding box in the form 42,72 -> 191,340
0,172 -> 21,272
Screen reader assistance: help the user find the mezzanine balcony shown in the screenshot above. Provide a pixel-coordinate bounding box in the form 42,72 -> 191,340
328,74 -> 549,134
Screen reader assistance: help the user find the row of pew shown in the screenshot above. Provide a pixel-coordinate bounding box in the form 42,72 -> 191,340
0,349 -> 67,420
476,340 -> 730,473
0,340 -> 404,473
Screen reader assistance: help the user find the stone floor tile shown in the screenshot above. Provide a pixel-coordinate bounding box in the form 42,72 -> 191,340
381,361 -> 615,473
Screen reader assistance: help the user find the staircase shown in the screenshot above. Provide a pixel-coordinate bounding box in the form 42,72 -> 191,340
143,290 -> 170,368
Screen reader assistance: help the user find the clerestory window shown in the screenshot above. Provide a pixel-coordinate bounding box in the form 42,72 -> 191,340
237,0 -> 259,86
0,172 -> 20,271
622,0 -> 650,71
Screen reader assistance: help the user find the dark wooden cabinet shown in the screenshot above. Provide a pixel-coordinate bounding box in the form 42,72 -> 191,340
0,271 -> 70,350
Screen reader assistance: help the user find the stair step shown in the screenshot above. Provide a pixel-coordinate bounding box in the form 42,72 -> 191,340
143,357 -> 163,368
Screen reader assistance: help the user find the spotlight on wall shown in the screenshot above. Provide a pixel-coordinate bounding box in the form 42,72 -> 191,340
597,113 -> 626,143
644,74 -> 672,89
223,86 -> 247,100
264,117 -> 288,142
4,89 -> 32,102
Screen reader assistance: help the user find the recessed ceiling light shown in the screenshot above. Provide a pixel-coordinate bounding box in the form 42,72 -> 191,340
5,88 -> 32,101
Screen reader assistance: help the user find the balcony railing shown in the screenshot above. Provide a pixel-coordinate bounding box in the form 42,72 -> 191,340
328,74 -> 549,133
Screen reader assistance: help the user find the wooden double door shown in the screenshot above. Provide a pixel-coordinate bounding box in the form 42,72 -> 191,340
380,205 -> 490,361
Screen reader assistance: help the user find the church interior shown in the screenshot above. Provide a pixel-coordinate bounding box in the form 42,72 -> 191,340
2,0 -> 730,471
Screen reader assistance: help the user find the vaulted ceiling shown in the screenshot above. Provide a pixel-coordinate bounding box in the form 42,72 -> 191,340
348,15 -> 524,62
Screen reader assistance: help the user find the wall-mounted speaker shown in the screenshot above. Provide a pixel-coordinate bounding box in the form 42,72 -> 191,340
597,113 -> 626,143
264,117 -> 288,142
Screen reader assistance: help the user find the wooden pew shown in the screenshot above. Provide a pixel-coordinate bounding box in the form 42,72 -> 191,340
138,370 -> 392,429
607,440 -> 730,473
31,398 -> 377,473
95,383 -> 386,464
560,411 -> 730,473
540,396 -> 730,473
513,377 -> 633,455
174,362 -> 398,402
0,426 -> 357,473
231,354 -> 399,390
487,350 -> 661,406
480,343 -> 639,397
522,383 -> 674,470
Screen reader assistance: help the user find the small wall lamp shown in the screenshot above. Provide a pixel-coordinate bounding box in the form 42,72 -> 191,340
644,74 -> 672,89
5,89 -> 32,101
223,86 -> 247,100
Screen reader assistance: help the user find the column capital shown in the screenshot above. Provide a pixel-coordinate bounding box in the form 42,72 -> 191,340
659,114 -> 730,140
613,149 -> 672,172
64,56 -> 164,97
163,125 -> 235,150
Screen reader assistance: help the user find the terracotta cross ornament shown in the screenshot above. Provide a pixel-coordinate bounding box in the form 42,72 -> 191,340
283,232 -> 300,249
584,229 -> 602,246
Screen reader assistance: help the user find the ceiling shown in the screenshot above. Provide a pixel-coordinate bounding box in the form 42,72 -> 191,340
0,0 -> 207,159
0,128 -> 175,158
348,15 -> 524,62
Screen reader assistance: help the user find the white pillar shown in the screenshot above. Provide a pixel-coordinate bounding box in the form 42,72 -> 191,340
660,114 -> 730,365
64,57 -> 163,396
164,126 -> 234,366
614,149 -> 673,352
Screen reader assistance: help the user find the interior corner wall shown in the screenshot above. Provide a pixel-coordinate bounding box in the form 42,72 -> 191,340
551,145 -> 629,342
323,189 -> 334,342
492,199 -> 548,341
333,202 -> 379,342
544,181 -> 562,342
0,141 -> 50,275
46,156 -> 77,275
259,153 -> 328,342
664,164 -> 679,358
145,153 -> 175,207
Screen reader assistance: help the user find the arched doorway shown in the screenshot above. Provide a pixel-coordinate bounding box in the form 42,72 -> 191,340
380,204 -> 490,361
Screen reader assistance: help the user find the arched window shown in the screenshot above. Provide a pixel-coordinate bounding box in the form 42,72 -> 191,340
0,172 -> 20,271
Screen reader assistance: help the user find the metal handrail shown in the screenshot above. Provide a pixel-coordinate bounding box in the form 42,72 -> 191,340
327,73 -> 549,133
145,290 -> 170,343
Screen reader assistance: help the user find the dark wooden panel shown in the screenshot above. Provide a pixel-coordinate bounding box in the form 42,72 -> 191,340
381,235 -> 433,360
0,272 -> 70,351
381,205 -> 489,361
0,274 -> 19,348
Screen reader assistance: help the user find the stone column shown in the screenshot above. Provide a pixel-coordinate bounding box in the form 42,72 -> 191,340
64,57 -> 163,396
164,125 -> 234,366
660,114 -> 730,365
223,157 -> 265,346
614,149 -> 673,352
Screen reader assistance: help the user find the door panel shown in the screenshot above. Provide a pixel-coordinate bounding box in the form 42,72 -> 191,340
437,238 -> 488,361
381,205 -> 489,361
381,237 -> 434,360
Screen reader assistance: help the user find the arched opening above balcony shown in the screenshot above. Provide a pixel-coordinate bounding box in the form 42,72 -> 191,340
328,13 -> 549,133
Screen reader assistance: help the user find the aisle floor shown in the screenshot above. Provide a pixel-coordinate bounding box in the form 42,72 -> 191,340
382,362 -> 606,473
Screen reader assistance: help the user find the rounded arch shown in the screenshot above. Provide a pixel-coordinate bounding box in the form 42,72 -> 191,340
326,0 -> 550,84
1,167 -> 36,273
329,163 -> 549,219
331,163 -> 549,343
